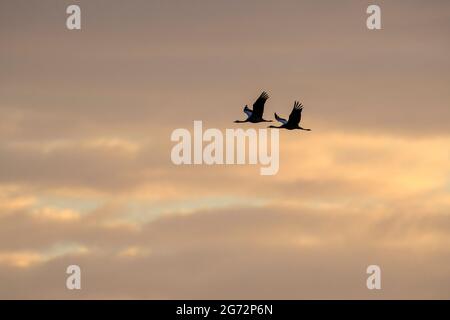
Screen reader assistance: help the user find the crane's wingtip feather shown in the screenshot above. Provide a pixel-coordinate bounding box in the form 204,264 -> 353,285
260,91 -> 269,100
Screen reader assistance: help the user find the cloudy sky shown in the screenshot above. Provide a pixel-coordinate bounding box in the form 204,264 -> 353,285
1,0 -> 449,299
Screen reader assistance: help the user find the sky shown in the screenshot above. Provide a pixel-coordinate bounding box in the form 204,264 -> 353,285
0,0 -> 450,299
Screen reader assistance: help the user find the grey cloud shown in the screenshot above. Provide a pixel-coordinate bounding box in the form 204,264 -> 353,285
1,0 -> 450,139
1,205 -> 450,299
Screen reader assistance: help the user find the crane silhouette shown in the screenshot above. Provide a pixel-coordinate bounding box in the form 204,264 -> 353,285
269,101 -> 311,131
234,91 -> 272,123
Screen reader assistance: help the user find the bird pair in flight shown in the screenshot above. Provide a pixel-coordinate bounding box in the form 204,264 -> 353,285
234,91 -> 311,131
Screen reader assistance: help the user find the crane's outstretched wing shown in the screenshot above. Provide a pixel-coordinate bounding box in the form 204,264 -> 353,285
243,105 -> 253,118
287,101 -> 303,126
251,91 -> 269,119
274,113 -> 287,125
